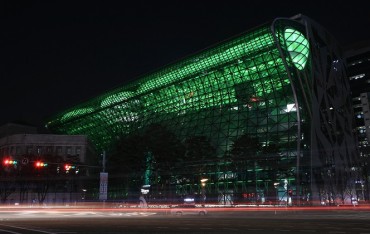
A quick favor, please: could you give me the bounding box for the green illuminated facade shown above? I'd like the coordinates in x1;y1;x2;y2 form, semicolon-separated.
47;15;359;205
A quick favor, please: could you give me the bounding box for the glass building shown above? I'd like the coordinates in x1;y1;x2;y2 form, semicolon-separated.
47;15;359;205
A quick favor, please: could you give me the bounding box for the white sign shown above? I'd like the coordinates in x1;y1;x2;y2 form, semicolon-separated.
99;172;108;200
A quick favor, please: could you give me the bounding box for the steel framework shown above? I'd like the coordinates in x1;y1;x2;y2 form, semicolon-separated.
47;15;359;205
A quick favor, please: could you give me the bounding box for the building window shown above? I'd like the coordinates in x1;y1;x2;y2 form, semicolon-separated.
37;147;42;155
349;73;365;80
67;147;72;155
76;147;81;156
350;60;363;66
57;147;62;155
16;147;21;155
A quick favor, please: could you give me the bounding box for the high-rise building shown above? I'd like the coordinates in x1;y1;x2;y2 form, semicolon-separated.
345;42;370;201
47;15;359;205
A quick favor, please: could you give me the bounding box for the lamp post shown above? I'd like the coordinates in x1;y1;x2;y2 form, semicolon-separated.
200;178;208;206
283;179;288;207
81;189;87;203
273;182;280;215
274;182;279;206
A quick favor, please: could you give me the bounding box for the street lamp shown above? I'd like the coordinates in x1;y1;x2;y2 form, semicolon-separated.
81;189;87;202
274;182;279;206
284;179;288;206
200;178;208;206
200;178;208;187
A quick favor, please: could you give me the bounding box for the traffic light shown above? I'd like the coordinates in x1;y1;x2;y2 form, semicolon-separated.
64;164;79;174
34;161;48;167
3;158;17;165
64;164;75;173
64;164;76;171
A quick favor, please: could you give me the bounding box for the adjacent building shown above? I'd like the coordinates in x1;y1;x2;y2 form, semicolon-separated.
0;123;96;204
345;42;370;201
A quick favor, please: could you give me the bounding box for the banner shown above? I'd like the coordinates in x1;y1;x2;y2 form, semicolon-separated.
99;172;108;200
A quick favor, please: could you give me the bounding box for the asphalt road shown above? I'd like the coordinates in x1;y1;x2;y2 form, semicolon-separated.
0;207;370;233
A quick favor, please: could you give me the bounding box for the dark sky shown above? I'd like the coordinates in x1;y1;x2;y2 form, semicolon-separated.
1;1;369;129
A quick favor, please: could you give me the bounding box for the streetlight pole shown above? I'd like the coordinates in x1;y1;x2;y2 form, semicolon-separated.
274;182;279;206
274;182;279;214
200;178;208;207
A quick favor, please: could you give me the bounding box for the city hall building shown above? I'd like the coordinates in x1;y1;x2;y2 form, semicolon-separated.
47;15;360;205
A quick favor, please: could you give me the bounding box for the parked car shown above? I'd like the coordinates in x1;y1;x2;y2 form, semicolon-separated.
170;204;207;216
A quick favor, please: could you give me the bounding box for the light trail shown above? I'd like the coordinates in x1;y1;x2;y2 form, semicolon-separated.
0;202;370;214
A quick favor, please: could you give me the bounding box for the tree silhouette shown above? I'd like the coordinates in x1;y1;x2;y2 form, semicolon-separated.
259;143;280;169
184;136;216;163
108;134;147;199
230;134;261;161
109;134;147;175
0;153;83;204
144;124;185;172
109;124;185;200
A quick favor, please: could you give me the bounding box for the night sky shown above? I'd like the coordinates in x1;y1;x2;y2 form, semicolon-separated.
1;1;369;129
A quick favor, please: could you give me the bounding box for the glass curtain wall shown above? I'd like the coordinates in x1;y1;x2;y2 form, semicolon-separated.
48;17;354;205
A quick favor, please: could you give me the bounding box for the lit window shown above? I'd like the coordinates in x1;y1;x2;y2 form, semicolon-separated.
350;60;363;66
283;28;310;70
349;74;365;80
282;103;297;113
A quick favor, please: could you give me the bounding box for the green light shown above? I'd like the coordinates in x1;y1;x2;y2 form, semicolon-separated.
3;159;17;165
48;24;303;153
100;91;134;108
35;161;48;167
283;28;309;70
62;108;94;121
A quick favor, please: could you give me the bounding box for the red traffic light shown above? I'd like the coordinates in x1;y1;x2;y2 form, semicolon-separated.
3;159;17;165
64;164;76;170
35;161;48;167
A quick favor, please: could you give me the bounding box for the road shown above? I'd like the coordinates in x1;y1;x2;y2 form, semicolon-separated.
0;206;370;233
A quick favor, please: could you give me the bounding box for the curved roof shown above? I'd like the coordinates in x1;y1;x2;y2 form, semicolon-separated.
47;19;309;151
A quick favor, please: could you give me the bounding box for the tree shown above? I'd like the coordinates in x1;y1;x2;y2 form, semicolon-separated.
108;124;185;200
0;153;80;205
109;134;147;175
181;136;216;186
0;180;16;204
108;134;147;199
143;124;185;173
259;143;282;202
230;134;261;161
229;134;263;203
0;159;17;203
259;143;280;169
184;136;216;163
143;124;185;199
